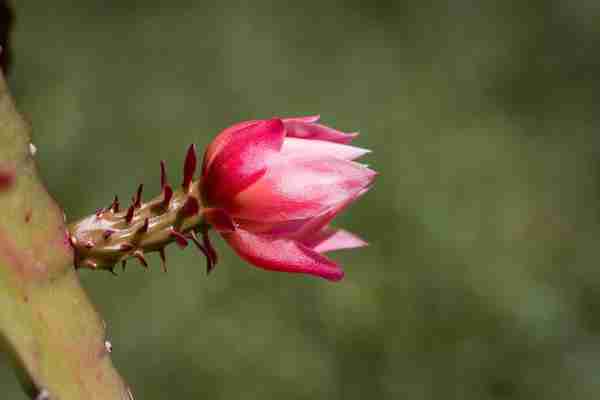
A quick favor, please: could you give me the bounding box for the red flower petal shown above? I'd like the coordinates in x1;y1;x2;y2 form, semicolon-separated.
222;229;344;281
234;187;368;237
202;120;259;176
292;186;371;238
203;119;285;205
283;119;358;144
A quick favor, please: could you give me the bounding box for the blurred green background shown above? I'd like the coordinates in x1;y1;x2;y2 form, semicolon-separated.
3;0;600;399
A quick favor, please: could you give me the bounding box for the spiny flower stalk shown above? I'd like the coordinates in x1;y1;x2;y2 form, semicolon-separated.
69;116;375;280
69;144;218;274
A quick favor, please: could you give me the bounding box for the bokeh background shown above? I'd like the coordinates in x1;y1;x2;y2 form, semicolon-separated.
2;1;600;399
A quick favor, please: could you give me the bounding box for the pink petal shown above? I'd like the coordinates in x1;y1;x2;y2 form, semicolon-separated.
303;228;367;253
202;119;285;205
283;119;358;144
230;156;375;222
222;229;344;281
236;186;370;238
202;119;259;177
283;115;321;123
292;186;371;238
281;137;370;161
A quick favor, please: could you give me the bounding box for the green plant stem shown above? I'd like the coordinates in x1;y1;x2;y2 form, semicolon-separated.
0;69;132;399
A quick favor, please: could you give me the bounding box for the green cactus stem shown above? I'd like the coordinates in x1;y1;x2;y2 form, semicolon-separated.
68;144;222;274
0;69;132;399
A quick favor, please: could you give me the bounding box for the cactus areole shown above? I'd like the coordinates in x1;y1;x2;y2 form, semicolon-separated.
68;116;375;280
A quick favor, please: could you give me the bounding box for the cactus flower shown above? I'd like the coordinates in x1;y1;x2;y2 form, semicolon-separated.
201;116;376;281
68;116;374;282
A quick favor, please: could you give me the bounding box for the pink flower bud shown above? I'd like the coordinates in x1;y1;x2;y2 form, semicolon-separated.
200;116;376;281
